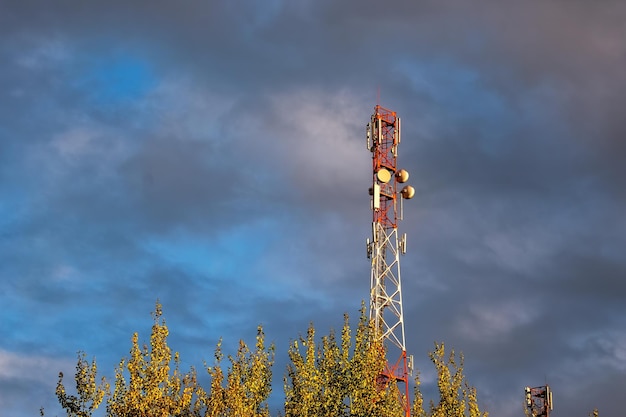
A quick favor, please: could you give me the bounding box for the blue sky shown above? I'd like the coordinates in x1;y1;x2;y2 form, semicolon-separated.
2;1;626;416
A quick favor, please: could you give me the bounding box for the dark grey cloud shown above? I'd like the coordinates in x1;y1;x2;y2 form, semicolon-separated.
1;1;626;417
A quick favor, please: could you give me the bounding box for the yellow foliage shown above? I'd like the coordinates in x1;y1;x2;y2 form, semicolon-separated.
425;342;487;417
50;301;489;417
284;304;403;417
108;301;200;417
55;352;109;417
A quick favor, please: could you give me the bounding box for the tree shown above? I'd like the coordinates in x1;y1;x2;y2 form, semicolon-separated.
107;302;200;417
348;308;403;417
284;308;487;417
200;339;226;417
217;326;275;417
283;305;402;417
423;342;488;417
49;302;489;417
55;352;109;417
411;369;427;417
48;301;275;417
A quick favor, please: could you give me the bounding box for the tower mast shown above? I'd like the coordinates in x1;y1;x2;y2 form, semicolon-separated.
366;104;415;417
525;385;554;417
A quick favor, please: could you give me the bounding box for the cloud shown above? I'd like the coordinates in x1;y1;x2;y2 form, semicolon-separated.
0;349;74;414
2;1;626;417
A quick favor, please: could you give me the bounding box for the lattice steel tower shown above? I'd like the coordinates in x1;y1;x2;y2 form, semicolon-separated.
525;385;553;417
366;104;415;417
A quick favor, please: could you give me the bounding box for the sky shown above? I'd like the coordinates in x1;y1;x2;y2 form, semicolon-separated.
1;1;626;416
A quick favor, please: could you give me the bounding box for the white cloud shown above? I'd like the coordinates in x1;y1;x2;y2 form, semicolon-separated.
144;74;238;143
456;300;539;341
52;127;96;159
483;229;555;274
14;36;71;70
266;88;369;189
0;349;73;385
25;122;133;191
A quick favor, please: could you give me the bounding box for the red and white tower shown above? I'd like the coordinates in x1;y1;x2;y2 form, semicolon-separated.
525;385;553;417
366;104;414;417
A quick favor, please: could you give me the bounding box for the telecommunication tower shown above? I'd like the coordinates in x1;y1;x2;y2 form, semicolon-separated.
524;385;553;417
366;105;415;417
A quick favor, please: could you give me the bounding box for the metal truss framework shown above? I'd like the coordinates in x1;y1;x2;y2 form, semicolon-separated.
366;105;413;417
525;385;553;417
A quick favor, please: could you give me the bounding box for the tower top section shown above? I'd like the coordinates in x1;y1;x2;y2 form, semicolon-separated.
366;106;414;230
